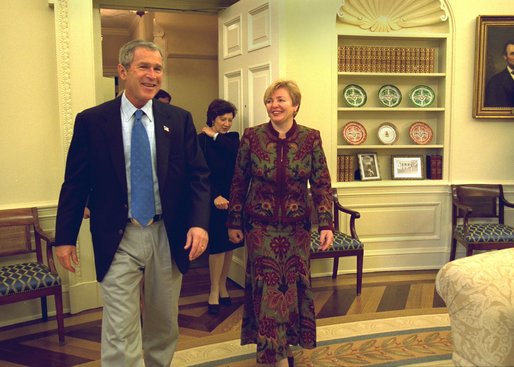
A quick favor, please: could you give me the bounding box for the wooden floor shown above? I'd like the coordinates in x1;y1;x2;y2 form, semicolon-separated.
0;267;446;367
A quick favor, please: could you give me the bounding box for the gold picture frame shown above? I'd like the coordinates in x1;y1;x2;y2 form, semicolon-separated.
473;16;514;119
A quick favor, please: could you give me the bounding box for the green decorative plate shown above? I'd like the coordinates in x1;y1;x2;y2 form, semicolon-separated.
343;84;367;107
378;85;402;107
409;85;435;107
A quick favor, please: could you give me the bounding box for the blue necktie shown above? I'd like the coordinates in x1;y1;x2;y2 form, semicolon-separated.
130;109;155;226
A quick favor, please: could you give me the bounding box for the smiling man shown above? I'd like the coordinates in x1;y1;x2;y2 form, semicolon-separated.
54;39;210;367
484;40;514;107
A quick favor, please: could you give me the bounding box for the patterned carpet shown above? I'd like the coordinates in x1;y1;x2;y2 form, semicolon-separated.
173;314;453;366
0;269;449;366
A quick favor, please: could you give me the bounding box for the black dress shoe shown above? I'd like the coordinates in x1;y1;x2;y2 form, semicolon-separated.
219;296;232;306
207;303;220;315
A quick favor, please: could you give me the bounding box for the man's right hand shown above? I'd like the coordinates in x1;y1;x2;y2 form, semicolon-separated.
55;245;79;273
83;207;90;219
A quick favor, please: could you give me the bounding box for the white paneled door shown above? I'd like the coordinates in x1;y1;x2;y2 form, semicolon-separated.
218;0;279;285
218;0;279;134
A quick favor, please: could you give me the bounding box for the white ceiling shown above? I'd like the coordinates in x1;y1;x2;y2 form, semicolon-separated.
101;9;140;29
100;0;238;29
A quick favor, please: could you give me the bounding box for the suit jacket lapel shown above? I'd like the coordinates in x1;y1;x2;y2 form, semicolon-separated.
153;103;171;190
102;98;128;195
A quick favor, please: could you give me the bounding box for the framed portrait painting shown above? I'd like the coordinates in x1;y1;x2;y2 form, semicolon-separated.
473;16;514;119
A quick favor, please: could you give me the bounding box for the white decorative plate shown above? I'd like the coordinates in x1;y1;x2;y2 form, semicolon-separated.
409;121;433;144
377;122;399;145
343;84;367;107
343;121;367;145
378;85;402;107
409;85;435;107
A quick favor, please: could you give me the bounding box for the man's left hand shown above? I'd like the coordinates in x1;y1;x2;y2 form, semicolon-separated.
185;227;208;260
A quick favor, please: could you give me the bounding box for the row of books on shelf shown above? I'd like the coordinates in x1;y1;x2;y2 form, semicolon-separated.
338;45;436;73
337;154;357;182
337;154;442;181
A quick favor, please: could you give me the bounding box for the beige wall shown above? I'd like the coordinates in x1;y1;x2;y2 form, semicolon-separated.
156;12;218;129
450;1;514;181
101;33;131;76
279;1;338;167
0;1;62;209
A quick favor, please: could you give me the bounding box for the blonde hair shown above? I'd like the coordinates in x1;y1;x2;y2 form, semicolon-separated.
263;80;301;115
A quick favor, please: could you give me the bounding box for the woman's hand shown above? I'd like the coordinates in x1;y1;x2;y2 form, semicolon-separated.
202;126;216;138
228;229;244;244
214;195;229;210
318;229;334;251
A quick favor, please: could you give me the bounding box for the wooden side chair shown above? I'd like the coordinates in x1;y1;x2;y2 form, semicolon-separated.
450;184;514;261
310;188;364;295
0;207;65;344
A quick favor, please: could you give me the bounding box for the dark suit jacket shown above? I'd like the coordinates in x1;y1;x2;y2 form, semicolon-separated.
484;68;514;107
55;97;210;282
198;132;239;201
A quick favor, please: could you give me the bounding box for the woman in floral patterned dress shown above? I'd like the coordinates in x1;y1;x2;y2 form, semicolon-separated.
227;80;334;367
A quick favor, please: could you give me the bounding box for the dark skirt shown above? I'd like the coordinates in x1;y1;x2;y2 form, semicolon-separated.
241;219;316;364
208;206;243;254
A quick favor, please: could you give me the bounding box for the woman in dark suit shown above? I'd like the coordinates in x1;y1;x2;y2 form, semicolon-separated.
198;99;243;314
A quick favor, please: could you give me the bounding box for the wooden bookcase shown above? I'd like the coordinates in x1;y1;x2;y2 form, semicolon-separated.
335;33;450;185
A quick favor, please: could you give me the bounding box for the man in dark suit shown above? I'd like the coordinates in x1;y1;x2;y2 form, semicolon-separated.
155;89;172;104
484;40;514;107
54;39;210;367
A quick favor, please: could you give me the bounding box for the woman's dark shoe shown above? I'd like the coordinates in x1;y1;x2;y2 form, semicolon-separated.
219;296;232;306
207;303;220;315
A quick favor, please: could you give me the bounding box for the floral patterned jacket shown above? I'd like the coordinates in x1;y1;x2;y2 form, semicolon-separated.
227;121;333;230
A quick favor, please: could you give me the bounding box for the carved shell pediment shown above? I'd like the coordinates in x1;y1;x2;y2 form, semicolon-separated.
337;0;448;32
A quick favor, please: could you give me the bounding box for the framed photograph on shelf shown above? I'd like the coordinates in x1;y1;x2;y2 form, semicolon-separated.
473;15;514;119
357;153;380;181
392;155;424;180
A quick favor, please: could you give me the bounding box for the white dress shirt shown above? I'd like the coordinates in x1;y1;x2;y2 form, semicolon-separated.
120;93;162;217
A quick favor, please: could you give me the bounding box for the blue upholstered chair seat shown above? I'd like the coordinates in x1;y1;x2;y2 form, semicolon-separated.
455;224;514;243
307;188;364;294
0;207;65;343
0;262;61;296
310;231;363;252
450;184;514;261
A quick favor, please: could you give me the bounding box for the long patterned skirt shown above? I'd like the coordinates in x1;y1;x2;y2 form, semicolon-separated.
241;219;316;364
